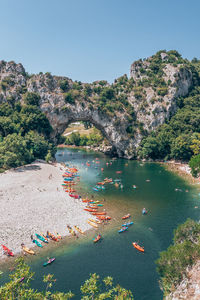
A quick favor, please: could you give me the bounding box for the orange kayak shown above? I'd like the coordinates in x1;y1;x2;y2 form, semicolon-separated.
97;216;111;220
122;214;131;220
93;234;101;243
132;242;144;252
84;208;98;212
92;212;106;215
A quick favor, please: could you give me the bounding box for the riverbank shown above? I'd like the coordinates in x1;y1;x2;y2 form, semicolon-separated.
0;160;91;260
161;161;200;186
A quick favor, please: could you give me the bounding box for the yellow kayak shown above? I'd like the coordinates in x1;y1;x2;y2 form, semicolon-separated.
88;218;102;224
87;220;98;228
23;246;35;255
74;226;85;234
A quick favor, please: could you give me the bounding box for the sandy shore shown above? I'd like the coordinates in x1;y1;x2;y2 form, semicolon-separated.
0;160;91;259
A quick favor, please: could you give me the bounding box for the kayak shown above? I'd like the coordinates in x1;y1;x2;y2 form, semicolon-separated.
132;242;144;252
118;226;128;233
74;226;85;234
1;245;14;256
84;208;98;212
97;216;111;220
92;212;106;215
122;221;134;227
93;234;102;243
88;218;102;224
122;214;131;220
43;257;56;267
142;209;147;215
22;246;35;255
48;232;58;242
92;188;99;191
35;234;48;243
32;239;43;248
87;220;98;228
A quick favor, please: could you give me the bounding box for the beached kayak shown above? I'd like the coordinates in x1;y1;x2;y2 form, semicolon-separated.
93;234;102;243
1;245;14;256
84;208;98;212
32;239;43;247
22;246;35;255
88;218;102;224
97;216;111;220
43;257;55;267
35;234;48;243
122;221;133;227
122;214;131;220
132;242;144;252
118;226;128;233
92;212;106;215
87;220;98;228
74;226;85;234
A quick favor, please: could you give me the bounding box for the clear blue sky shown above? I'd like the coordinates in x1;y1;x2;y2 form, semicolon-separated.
0;0;199;83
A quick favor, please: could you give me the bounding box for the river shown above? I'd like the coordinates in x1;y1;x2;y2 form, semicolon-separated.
2;148;200;299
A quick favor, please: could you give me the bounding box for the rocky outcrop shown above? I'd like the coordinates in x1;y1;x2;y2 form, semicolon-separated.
0;51;195;158
166;261;200;300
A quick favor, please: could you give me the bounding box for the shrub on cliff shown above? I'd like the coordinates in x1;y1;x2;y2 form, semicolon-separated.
23;92;40;106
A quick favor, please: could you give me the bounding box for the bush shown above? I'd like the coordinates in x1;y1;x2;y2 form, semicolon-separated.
23;92;40;106
59;79;69;92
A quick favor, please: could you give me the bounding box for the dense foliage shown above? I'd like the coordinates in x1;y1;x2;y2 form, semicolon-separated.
156;219;200;296
64;128;104;147
0;258;133;299
0;98;55;171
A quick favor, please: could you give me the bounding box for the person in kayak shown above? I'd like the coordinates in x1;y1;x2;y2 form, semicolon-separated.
142;208;147;215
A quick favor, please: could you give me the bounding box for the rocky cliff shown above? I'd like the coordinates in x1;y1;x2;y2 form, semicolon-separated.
0;50;195;158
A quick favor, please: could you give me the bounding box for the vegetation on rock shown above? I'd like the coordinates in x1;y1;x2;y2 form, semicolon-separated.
156;219;200;296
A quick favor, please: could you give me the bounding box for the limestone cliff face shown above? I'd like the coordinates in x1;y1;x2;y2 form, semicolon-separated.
0;51;194;158
166;261;200;300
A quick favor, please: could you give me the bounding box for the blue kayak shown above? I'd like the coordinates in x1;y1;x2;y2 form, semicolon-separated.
35;234;48;243
118;226;128;233
32;239;43;247
93;188;99;191
122;221;134;227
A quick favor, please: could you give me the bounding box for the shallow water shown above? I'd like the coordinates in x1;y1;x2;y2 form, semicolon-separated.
1;148;200;300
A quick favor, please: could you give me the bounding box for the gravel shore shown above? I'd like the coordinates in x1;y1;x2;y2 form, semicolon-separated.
0;160;91;259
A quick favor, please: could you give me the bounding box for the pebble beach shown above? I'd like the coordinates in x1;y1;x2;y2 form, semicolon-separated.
0;160;91;259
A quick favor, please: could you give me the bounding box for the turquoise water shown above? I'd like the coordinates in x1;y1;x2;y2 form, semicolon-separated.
1;148;200;299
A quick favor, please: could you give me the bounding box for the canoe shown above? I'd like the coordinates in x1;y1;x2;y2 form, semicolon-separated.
132;242;144;252
118;226;128;233
122;214;131;220
92;212;106;215
87;220;98;228
32;239;43;247
88;218;102;224
1;245;14;256
84;208;98;212
22;246;35;255
74;226;85;234
43;257;56;267
35;234;48;243
122;221;134;227
93;234;102;243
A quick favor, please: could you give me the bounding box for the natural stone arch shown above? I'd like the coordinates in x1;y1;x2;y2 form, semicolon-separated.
41;101;134;158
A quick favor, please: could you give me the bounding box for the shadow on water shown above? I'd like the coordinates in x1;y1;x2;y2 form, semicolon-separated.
1;148;200;300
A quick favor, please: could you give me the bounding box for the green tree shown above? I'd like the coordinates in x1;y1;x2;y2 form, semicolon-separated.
59;79;69;92
189;154;200;177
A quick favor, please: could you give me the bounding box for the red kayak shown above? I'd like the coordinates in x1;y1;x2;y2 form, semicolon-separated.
132;242;144;253
1;245;14;256
93;234;102;243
